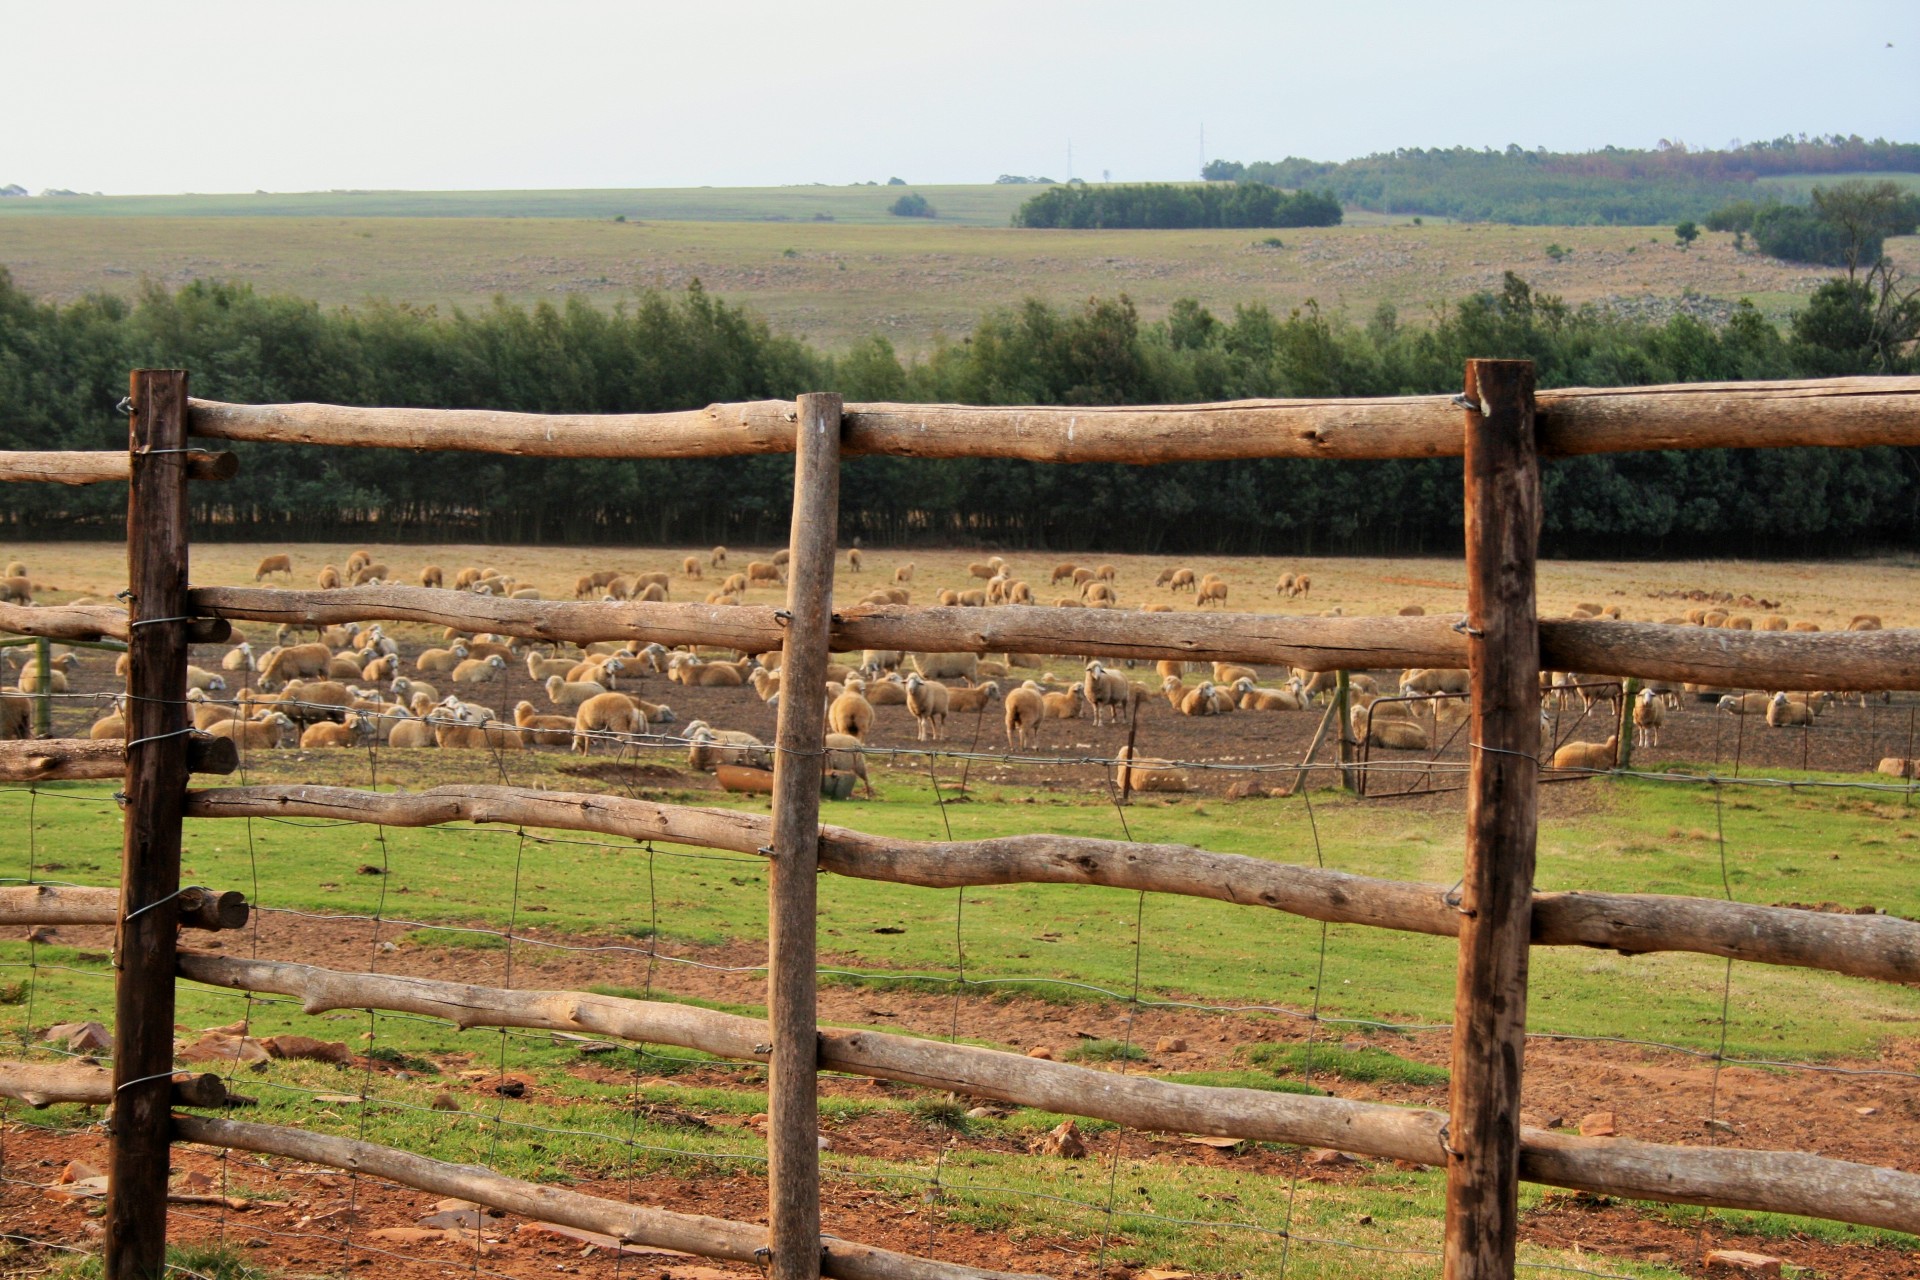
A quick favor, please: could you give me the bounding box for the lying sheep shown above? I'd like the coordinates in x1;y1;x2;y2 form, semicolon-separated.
254;553;293;581
301;714;374;749
183;665;226;694
1717;691;1771;716
1041;688;1085;720
668;655;746;687
220;642;256;673
527;651;577;681
903;674;950;741
1552;735;1617;771
512;701;577;747
415;645;470;675
206;712;297;750
865;674;908;706
684;720;771;771
1765;691;1815;728
1112;745;1187;794
1354;705;1431;750
452;654;508;685
546;675;608;708
1233;677;1306;711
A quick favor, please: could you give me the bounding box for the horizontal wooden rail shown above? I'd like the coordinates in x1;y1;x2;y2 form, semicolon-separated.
189;586;1920;687
0;735;239;782
175;1114;1035;1280
0;1061;235;1109
0;450;236;485
187;378;1920;463
1;883;248;931
180;785;1920;985
0;603;228;645
176;953;1920;1233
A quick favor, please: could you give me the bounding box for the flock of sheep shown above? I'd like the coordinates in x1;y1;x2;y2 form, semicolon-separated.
2;549;1908;790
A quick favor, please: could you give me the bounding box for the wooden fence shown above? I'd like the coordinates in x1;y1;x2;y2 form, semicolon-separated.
3;367;1920;1280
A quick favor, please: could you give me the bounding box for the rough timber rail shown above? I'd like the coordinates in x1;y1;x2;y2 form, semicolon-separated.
188;376;1920;462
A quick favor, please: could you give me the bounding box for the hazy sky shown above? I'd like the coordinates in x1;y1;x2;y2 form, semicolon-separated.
10;1;1918;194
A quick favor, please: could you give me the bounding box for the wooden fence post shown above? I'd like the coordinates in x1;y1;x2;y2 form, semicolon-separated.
1334;669;1355;792
766;392;841;1280
107;369;194;1280
32;635;52;736
1445;359;1540;1280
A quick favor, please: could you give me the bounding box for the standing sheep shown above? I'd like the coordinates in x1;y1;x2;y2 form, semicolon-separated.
419;564;444;589
682;556;703;578
1196;579;1228;608
828;686;875;739
894;563;914;583
1004;686;1045;748
254;554;293;581
1631;687;1664;747
847;548;863;573
572;692;647;754
903;674;950;741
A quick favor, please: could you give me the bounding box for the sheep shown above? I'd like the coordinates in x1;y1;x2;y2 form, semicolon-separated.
1167;568;1196;593
1004;686;1045;748
1041;688;1085;719
1288;573;1311;599
711;545;728;567
1212;662;1259;686
845;548;862;573
389;677;438;709
434;717;527;751
749;667;781;702
1717;691;1771;716
0;576;32;605
682;555;703;578
1177;682;1219;717
258;643;332;689
572;692;648;753
351;562;390;587
828;687;875;739
90;709;128;740
509;701;576;747
254;553;293;581
1111;745;1187;794
864;674;909;706
684;721;771;771
668;655;746;687
1094;564;1116;582
771;549;791;569
1051;563;1078;584
527;651;577;681
1757;614;1790;631
860;649;903;673
950;588;983;607
279;679;353;724
947;681;1002;714
966;561;996;580
301;714;373;749
1053;597;1083;608
451;566;482;590
719;573;748;596
183;665;226;694
220;641;256;673
206;712;297;750
326;652;365;680
2;560;23;578
415;645;469;675
344;550;372;576
1081;582;1116;606
0;692;30;740
1354;706;1431;750
903;674;950;741
821;731;875;797
452;654;508;685
1766;691;1816;728
913;652;978;682
1551;735;1618;771
546;675;608;708
1631;687;1664;747
1398;605;1426;617
1233;677;1306;711
1081;661;1133;726
1401;668;1470;697
1275;572;1295;597
386;717;436;748
1196;579;1228;608
986;575;1010;605
747;560;783;586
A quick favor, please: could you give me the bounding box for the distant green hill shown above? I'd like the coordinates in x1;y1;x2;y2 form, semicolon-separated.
1208;134;1920;225
0;184;1036;226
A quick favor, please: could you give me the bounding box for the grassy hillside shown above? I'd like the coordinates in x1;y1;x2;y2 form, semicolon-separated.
1;213;1880;353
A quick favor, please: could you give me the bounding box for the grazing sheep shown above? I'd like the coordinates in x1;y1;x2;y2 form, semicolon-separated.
1766;691;1816;728
1112;745;1187;794
966;561;996;580
0;577;32;605
452;654;508;685
1197;579;1228;608
1004;686;1045;748
254;553;293;581
682;556;703;578
1081;581;1117;606
1790;621;1821;632
351;562;390;587
1631;687;1664;747
1552;735;1617;771
1275;572;1295;597
1052;563;1079;585
452;566;482;590
633;583;667;603
1154;568;1176;588
1094;564;1116;582
720;573;748;596
747;560;783;586
1053;597;1083;608
956;588;988;607
258;643;332;689
1757;614;1790;631
947;681;1002;713
711;545;728;567
828;687;875;739
2;561;23;578
572;691;648;754
316;565;342;590
903;674;950;741
861;649;903;673
1352;705;1431;750
1849;614;1883;631
1288;573;1311;599
771;549;791;569
1168;568;1196;593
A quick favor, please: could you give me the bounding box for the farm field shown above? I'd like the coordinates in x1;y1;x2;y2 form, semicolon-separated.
4;541;1918;1279
3;212;1897;352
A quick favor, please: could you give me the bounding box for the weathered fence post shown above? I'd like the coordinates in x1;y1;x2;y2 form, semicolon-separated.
766;392;840;1280
107;369;194;1280
1445;359;1540;1280
1334;669;1355;792
32;636;53;736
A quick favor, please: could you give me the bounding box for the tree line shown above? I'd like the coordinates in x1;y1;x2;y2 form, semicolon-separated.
1012;183;1342;230
0;266;1914;557
1206;135;1920;225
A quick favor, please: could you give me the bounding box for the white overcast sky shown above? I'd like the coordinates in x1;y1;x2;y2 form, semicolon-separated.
8;1;1918;194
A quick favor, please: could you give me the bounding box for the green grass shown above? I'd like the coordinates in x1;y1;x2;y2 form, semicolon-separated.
3;767;1914;1278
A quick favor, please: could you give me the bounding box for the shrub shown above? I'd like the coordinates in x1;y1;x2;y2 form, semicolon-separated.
889;192;935;218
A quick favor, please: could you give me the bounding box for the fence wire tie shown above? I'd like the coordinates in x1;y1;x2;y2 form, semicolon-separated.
1450;392;1485;414
132;447;198;456
115;395;134;417
1451;618;1484;638
115;589;135;602
115;1067;183;1093
123;886;194;921
126;726;202;749
129;614;193;627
